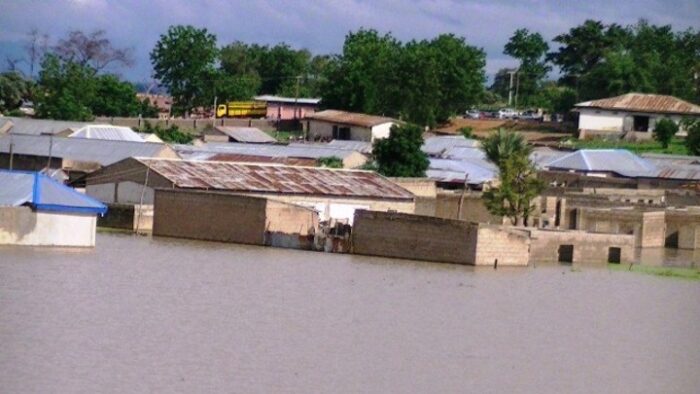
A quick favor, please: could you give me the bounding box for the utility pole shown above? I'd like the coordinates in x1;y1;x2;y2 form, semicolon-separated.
8;134;14;170
46;134;53;171
294;75;301;119
514;71;520;109
507;70;516;106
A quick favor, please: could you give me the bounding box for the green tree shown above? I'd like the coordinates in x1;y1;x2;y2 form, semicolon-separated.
504;29;551;106
0;72;30;112
91;74;141;117
34;54;97;121
653;118;678;149
318;156;343;168
483;153;544;226
490;68;515;101
481;128;530;165
684;119;700;155
150;25;218;115
373;123;429;177
140;121;193;144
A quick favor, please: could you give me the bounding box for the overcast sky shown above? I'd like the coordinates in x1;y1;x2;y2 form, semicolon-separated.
1;0;698;83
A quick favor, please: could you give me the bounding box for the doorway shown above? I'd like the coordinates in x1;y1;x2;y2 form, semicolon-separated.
558;244;574;263
633;116;650;132
608;247;621;263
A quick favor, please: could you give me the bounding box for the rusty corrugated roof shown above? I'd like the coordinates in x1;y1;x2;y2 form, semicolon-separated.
305;110;397;127
575;93;700;115
136;158;414;200
205;153;318;167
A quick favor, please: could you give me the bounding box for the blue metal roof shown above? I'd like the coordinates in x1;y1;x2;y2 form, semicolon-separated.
0;170;107;215
544;149;658;178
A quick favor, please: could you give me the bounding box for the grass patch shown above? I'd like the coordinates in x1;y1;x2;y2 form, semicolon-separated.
568;137;688;155
609;263;700;281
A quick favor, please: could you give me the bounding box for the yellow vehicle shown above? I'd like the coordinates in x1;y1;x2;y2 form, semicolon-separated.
216;101;267;118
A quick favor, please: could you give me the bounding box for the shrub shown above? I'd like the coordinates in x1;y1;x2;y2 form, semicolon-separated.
653;118;678;149
685;119;700;156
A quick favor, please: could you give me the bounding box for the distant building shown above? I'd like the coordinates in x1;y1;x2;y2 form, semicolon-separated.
85;158;415;224
304;110;398;142
0;134;177;180
574;93;700;139
68;125;146;142
173;142;369;169
202;126;277;144
0;117;92;136
254;95;321;120
137;93;172;119
0;170;107;247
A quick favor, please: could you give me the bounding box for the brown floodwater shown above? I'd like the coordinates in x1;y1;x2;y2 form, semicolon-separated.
1;233;699;393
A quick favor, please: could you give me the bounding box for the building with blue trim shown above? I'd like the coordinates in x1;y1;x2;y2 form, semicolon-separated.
0;170;107;247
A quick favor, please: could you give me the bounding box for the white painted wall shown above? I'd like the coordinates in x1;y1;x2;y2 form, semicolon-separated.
86;183;115;203
578;109;625;132
0;207;97;247
369;122;395;141
579;108;687;133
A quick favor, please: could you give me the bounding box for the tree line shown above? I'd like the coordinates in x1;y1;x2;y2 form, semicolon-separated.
2;19;698;124
492;19;700;112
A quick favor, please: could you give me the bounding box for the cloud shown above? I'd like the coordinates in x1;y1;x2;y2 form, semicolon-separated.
0;0;698;81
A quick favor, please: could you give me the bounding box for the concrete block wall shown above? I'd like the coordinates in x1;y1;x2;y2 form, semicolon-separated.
434;192;504;224
351;210;478;265
153;189;268;245
0;207;97;247
473;225;530;266
529;229;635;264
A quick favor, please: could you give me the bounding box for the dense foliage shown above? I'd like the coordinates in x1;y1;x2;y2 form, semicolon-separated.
653;118;679;149
150;25;219;116
373;123;429;177
685;119;700;156
0;72;32;113
482;130;543;225
321;30;485;127
139;121;193;144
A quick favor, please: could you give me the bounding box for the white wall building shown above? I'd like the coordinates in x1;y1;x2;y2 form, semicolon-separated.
0;171;107;247
575;93;700;139
304;110;398;142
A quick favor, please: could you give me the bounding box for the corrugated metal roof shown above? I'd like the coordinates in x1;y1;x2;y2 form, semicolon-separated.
544;149;658;178
197;153;318;166
69;125;145;142
0;170;106;214
422;136;480;157
529;147;569;169
0;134;174;166
213;126;276;143
304;110;397;127
427;158;498;185
134;158;414;200
326;140;373;154
173;142;359;160
0;117;92;135
254;95;321;105
575;93;700;115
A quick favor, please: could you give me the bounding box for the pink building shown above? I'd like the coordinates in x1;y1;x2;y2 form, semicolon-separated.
254;95;321;120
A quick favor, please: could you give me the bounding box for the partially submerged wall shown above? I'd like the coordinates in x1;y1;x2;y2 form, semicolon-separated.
0;207;97;247
529;229;635;264
473;225;530;266
153;189;318;247
97;204;153;232
352;210;478;265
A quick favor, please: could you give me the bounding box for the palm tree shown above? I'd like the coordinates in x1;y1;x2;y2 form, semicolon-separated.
481;128;531;165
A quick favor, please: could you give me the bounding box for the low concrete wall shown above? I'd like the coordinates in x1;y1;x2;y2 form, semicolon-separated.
473;225;530;266
434;192;504;224
0;207;97;247
352;210;478;265
95;117;278;133
529;229;635;264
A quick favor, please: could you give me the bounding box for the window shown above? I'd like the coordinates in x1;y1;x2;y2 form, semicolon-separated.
608;247;621;263
558;245;574;263
633;116;650;132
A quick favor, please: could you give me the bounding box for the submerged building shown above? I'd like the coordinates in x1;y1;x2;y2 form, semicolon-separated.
0;170;107;247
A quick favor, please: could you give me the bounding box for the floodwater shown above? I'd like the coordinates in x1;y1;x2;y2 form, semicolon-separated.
1;234;699;394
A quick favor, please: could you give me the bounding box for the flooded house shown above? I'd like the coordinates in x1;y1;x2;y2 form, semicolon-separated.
0;170;107;247
84;157;415;231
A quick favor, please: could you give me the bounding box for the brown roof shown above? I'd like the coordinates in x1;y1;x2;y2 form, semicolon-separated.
134;158;414;200
575;93;700;115
305;110;397;128
205;153;317;167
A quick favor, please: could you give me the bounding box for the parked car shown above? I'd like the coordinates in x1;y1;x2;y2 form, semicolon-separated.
497;108;518;119
464;109;481;119
517;110;542;121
